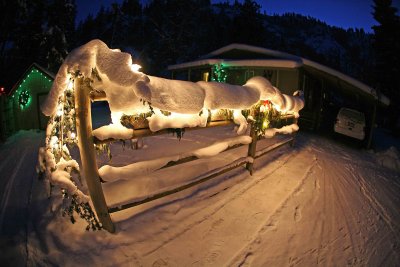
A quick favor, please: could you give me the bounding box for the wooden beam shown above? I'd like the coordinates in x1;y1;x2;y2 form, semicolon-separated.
160;143;244;169
90;90;107;101
75;77;115;233
246;121;257;175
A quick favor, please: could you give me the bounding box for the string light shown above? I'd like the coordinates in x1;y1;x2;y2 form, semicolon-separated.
19;90;31;109
130;64;142;72
211;64;227;83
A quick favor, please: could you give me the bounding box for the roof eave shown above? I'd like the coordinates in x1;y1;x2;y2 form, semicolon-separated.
8;63;54;96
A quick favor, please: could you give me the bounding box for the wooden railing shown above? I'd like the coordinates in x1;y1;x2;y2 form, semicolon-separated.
75;77;297;233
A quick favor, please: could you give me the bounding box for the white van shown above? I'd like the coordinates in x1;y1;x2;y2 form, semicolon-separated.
334;108;365;140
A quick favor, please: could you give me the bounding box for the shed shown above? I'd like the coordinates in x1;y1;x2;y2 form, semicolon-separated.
168;43;389;147
6;63;54;132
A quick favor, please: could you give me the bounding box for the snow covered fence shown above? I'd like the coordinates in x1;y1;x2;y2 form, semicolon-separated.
38;39;304;233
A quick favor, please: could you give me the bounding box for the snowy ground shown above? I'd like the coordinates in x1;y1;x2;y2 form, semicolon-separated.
0;121;399;266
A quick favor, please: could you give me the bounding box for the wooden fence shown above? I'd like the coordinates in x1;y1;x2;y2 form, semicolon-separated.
76;77;297;233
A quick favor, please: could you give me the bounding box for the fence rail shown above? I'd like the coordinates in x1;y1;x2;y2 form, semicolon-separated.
75;77;298;233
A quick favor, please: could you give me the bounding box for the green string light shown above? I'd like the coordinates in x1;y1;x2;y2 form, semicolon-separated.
19;89;31;109
14;67;53;109
211;64;227;83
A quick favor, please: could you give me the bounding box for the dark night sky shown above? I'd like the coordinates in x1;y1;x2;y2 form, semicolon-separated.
76;0;400;33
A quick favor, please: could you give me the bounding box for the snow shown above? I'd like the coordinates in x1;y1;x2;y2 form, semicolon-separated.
42;40;304;134
1;127;400;266
98;135;252;183
147;109;208;132
92;124;134;141
264;123;299;137
375;146;400;172
13;39;397;265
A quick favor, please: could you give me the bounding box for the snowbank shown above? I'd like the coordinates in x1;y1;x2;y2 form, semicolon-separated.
376;146;400;172
264;124;299;138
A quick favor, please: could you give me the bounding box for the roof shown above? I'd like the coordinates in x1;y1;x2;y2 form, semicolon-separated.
8;63;55;97
168;43;389;105
169;59;302;70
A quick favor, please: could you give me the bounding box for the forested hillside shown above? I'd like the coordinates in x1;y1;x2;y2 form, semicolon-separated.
0;0;398;108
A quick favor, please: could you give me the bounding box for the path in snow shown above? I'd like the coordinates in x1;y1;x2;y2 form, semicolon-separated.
1;129;399;266
228;137;400;266
0;131;44;266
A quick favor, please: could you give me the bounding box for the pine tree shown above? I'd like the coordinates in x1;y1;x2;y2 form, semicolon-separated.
372;0;400;103
44;0;77;72
231;0;266;46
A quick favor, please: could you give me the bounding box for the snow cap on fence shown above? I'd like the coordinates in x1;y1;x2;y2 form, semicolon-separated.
41;39;147;116
42;39;304;118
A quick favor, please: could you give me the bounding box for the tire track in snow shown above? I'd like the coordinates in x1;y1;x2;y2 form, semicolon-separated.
347;163;400;238
228;156;318;266
141;148;300;256
329;161;366;265
316;159;337;265
0;149;29;231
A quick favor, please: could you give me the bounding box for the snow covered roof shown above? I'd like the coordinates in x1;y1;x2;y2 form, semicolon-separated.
8;63;54;97
203;43;300;61
168;43;390;105
301;59;389;105
168;59;302;70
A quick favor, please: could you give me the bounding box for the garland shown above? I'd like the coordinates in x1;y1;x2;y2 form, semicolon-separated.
19;89;31;109
252;100;281;136
38;72;102;231
211;64;227;83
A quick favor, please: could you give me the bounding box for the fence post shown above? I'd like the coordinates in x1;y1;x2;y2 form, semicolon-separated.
290;117;298;147
75;77;115;233
246;111;258;175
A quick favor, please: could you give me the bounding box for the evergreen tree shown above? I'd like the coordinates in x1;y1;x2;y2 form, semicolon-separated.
0;1;27;89
372;0;400;103
44;0;77;72
231;0;266;46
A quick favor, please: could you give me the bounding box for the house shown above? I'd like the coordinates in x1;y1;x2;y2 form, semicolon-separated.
4;63;54;135
168;43;389;147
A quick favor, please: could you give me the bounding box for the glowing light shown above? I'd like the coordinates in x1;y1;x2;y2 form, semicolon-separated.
57;109;63;117
67;79;74;91
130;64;142;72
19;90;31;109
49;136;59;150
70;132;76;139
111;111;123;125
273;104;281;112
211;64;227;83
263;120;269;129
